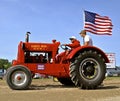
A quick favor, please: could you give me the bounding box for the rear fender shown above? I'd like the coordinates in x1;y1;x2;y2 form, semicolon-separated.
67;46;109;63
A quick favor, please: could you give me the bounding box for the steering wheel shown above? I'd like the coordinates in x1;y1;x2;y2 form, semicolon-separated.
60;44;69;50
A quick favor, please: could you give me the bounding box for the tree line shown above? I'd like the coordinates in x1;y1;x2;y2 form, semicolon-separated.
0;59;12;69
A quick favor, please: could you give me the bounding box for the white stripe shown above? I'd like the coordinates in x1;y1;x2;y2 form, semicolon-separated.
85;25;112;31
95;21;112;25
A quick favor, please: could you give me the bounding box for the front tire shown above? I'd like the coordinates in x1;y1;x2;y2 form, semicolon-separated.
70;50;106;89
6;65;32;90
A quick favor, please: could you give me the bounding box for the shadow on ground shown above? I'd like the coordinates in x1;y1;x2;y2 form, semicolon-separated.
29;84;119;91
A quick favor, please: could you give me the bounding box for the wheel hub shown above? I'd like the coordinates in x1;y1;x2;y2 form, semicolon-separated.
12;71;27;86
85;63;95;76
17;75;22;81
80;58;99;80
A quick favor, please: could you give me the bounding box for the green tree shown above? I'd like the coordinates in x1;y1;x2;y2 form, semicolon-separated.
0;59;12;69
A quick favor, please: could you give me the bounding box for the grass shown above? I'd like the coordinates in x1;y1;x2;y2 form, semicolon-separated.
105;76;120;80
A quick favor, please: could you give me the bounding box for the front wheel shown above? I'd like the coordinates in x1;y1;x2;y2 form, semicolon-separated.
70;50;106;89
6;65;32;90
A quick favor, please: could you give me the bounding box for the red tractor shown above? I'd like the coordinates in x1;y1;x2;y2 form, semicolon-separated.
6;32;109;90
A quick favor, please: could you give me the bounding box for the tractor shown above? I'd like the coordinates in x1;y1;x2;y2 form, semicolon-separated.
6;32;109;90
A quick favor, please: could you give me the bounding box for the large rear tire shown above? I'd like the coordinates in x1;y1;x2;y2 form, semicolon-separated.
57;77;75;86
6;65;32;90
70;50;106;89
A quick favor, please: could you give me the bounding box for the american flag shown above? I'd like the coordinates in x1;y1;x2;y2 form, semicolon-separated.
84;10;113;35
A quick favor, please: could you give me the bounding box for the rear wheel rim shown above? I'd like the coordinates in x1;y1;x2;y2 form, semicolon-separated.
11;71;27;86
79;58;100;80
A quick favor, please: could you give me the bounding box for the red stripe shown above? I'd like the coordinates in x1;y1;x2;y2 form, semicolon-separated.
85;23;112;29
95;18;111;22
85;25;112;32
95;22;113;26
85;23;112;33
95;20;112;25
85;29;112;35
96;15;111;20
85;26;112;33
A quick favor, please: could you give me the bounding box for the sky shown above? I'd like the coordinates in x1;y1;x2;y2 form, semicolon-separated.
0;0;120;66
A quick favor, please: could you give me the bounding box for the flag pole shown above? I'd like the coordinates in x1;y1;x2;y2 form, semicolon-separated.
83;10;85;29
82;9;85;45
